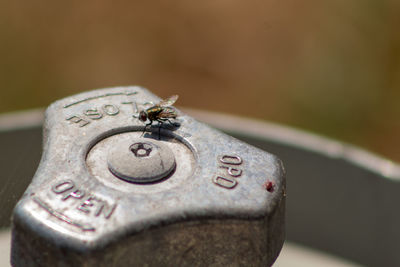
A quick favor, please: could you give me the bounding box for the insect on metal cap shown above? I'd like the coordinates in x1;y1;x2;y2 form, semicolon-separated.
11;86;285;267
107;138;176;183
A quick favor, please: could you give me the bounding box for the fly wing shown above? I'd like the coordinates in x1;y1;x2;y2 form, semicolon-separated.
158;107;177;119
159;95;178;107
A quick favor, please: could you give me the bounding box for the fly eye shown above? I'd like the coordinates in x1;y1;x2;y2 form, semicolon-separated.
139;111;147;122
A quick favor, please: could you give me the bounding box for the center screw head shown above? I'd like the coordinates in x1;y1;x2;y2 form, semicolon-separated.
131;143;152;157
107;138;176;184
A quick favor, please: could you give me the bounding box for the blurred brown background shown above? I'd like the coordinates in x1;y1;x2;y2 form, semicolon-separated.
0;1;399;161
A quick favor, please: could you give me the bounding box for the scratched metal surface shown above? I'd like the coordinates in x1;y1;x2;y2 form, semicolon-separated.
1;106;400;266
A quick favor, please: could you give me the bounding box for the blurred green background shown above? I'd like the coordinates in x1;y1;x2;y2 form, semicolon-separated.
0;1;399;161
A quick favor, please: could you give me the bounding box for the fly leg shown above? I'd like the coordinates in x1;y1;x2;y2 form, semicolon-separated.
166;118;180;128
156;118;177;139
141;121;152;137
165;119;174;125
156;120;165;140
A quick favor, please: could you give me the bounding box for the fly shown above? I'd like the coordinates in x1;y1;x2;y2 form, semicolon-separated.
139;95;179;138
